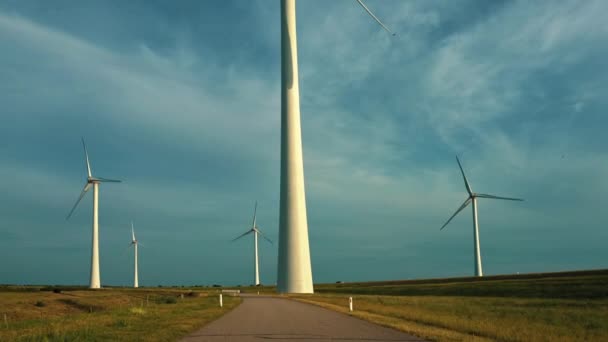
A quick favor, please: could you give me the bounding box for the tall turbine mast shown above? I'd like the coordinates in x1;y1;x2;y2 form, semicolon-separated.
66;138;121;289
252;202;260;285
131;221;139;288
277;0;395;294
277;0;312;294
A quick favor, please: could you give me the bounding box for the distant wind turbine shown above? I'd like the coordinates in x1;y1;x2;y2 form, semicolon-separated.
441;156;523;277
278;0;395;294
233;202;273;286
130;221;140;288
66;138;121;289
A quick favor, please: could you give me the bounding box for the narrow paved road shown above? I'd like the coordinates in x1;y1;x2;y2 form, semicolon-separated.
182;295;424;341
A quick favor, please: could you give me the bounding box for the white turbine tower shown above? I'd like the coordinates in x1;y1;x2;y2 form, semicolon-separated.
66;138;121;289
278;0;394;294
441;156;523;277
233;202;273;286
130;222;139;288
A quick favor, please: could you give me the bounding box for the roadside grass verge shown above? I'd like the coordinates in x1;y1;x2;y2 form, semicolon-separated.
292;270;608;341
294;294;608;341
0;288;240;341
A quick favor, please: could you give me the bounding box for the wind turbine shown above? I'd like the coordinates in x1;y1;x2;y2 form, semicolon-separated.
441;156;523;277
233;202;273;286
66;138;121;289
129;222;140;288
278;0;395;294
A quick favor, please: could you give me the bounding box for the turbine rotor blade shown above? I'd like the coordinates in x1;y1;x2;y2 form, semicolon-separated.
440;197;472;230
131;221;136;241
231;230;253;242
456;156;473;195
66;183;91;220
82;138;92;178
356;0;396;36
475;193;524;201
256;229;273;245
97;177;121;183
252;201;257;229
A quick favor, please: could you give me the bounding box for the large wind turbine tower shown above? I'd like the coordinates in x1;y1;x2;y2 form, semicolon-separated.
232;202;273;286
277;0;313;294
277;0;395;294
130;222;139;288
441;156;523;277
66;138;121;289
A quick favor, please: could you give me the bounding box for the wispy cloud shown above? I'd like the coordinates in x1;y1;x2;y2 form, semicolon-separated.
0;0;607;285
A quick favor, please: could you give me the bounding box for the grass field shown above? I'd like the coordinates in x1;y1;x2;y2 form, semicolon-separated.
0;286;240;341
2;270;606;341
293;269;608;342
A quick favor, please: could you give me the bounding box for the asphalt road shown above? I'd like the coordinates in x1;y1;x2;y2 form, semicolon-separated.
181;295;424;342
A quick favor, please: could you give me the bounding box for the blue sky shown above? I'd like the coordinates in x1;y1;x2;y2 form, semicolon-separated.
0;0;607;286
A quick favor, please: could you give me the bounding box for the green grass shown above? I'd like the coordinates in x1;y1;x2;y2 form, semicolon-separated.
315;269;608;299
292;269;608;342
0;287;240;341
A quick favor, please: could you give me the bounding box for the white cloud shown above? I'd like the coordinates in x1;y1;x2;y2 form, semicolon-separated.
1;0;607;283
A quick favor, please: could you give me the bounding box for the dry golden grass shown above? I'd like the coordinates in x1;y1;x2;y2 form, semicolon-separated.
0;287;240;341
293;294;608;342
291;270;608;341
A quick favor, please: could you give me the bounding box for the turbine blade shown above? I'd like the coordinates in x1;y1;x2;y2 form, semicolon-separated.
456;156;473;195
97;177;121;183
440;197;472;230
476;193;524;201
66;183;91;220
131;221;136;241
231;230;253;242
82;138;92;178
356;0;396;36
252;201;257;229
257;229;273;245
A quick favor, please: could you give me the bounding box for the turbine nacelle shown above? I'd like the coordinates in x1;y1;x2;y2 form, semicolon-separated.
87;176;121;184
232;227;274;244
232;202;274;245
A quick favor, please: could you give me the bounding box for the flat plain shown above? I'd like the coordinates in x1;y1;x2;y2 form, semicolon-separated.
2;270;606;341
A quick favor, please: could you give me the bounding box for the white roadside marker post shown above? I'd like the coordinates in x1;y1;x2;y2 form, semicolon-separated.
349;297;353;312
219;294;223;308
